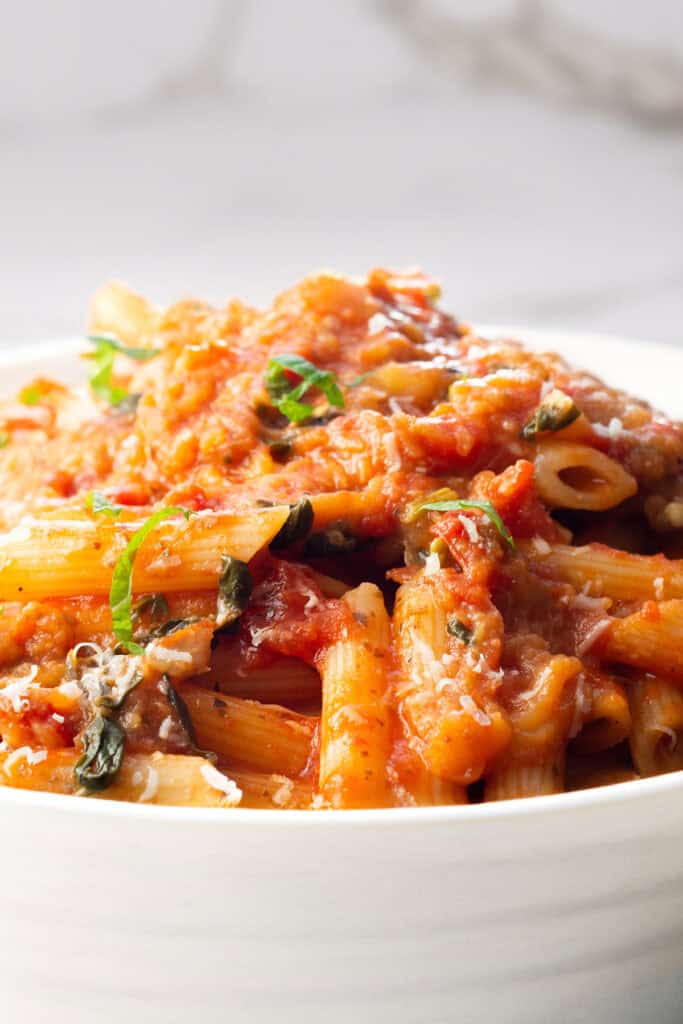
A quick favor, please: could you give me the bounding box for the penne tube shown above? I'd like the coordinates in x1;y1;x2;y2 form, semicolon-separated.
177;683;316;776
317;583;393;808
0;749;242;807
627;676;683;776
393;569;511;785
525;542;683;602
602;601;683;681
534;441;637;511
485;754;565;801
0;506;289;601
571;672;631;755
207;645;322;705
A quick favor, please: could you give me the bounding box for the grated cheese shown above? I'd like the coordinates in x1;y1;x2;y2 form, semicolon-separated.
531;536;551;556
654;576;665;600
158;715;174;740
200;763;242;806
138;767;159;803
458;515;480;544
271;775;295;807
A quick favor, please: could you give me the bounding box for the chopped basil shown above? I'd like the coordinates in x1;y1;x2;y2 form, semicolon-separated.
268;437;296;462
270;498;314;550
105;507;192;654
19;386;42;406
132;592;170;624
348;371;372;388
264;353;344;423
304;525;358;557
447;617;472;645
114;392;142;416
0;432;9;449
86;334;159;408
420;498;516;551
146;616;199;640
216;555;253;629
86;490;125;518
521;390;580;440
75;716;125;792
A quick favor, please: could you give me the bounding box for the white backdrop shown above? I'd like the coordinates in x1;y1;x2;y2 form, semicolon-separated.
1;0;682;345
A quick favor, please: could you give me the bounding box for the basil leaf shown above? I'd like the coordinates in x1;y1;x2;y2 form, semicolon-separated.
216;556;252;629
86;335;159;407
0;433;9;449
87;335;160;362
270;498;314;550
19;386;42;406
521;390;580;440
132;592;170;624
420;498;516;551
447;617;472;645
86;490;125;518
75;716;125;791
109;507;191;654
304;525;358;557
264;354;344;423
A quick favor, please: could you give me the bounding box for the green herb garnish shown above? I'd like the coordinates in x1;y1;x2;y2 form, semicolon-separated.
521;390;580;440
447;616;473;645
86;490;125;518
86;335;159;408
264;354;344;423
75;716;125;792
216;555;253;629
19;386;42;406
304;525;358;557
270;497;314;550
132;592;170;624
420;498;516;551
105;507;191;654
0;433;9;449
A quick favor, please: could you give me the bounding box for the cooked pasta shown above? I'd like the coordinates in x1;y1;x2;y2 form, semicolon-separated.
0;266;682;809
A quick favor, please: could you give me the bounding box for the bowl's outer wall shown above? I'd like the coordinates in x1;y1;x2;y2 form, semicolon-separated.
1;332;683;1024
2;785;683;1024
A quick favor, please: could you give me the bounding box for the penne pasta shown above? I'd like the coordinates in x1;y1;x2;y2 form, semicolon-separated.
526;542;683;602
393;568;511;785
0;507;289;601
486;755;565;801
570;672;631;755
317;583;393;808
602;601;683;681
0;748;242;807
177;683;316;777
627;676;683;776
534;441;637;511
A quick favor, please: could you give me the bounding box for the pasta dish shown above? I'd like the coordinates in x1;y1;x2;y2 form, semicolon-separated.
0;268;681;810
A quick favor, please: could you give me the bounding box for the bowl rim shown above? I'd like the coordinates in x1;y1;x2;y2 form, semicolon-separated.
1;327;682;827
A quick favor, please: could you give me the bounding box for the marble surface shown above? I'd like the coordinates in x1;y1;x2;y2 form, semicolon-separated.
1;0;682;347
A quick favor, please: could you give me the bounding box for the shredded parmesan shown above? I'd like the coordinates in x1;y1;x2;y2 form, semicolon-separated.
577;618;612;657
459;693;491;726
138;767;159;803
1;665;38;712
3;746;47;774
531;536;551;556
200;763;242;806
654;576;665;600
158;715;174;740
271;775;295;807
458;515;480;544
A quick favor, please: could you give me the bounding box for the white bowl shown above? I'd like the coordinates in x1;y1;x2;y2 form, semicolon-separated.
2;331;683;1024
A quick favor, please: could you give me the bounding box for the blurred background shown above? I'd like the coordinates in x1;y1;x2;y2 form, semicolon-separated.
1;0;682;344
